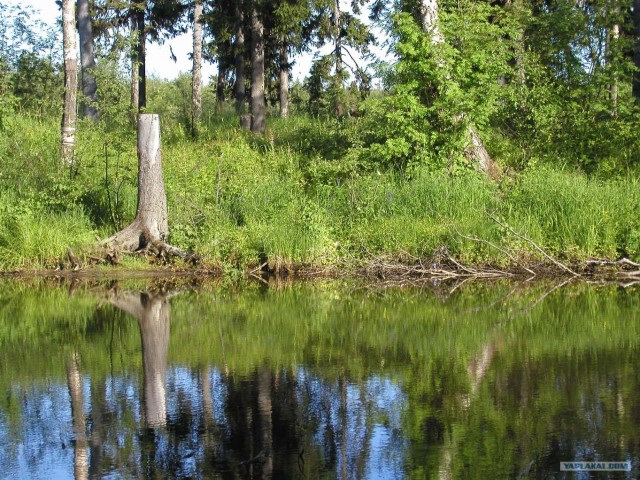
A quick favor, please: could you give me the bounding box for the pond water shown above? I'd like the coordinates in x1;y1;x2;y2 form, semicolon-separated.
0;278;638;479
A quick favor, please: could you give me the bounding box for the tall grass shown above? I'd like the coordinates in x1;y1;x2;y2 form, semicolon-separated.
0;110;638;271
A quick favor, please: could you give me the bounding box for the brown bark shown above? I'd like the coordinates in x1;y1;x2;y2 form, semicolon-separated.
250;2;266;135
78;0;99;121
234;3;246;111
61;0;78;165
110;291;170;428
192;0;203;125
104;114;168;251
279;44;289;118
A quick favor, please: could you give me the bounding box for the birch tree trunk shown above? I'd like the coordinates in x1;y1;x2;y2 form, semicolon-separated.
61;0;78;165
192;0;203;126
608;4;620;111
250;2;266;135
67;353;89;480
78;0;99;121
419;0;493;174
279;44;290;118
234;3;246;112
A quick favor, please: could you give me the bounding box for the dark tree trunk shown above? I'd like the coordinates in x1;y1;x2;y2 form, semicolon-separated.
633;0;640;100
333;0;344;117
258;370;273;477
78;0;99;121
110;291;170;428
131;1;146;115
61;0;78;164
279;44;289;118
192;0;203;125
234;3;246;111
250;2;266;135
217;61;226;104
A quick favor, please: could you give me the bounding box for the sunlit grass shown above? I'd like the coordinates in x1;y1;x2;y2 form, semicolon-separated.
0;111;638;271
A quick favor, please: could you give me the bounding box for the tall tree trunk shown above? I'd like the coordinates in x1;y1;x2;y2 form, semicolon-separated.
279;43;289;118
78;0;99;121
217;61;226;104
609;4;620;111
192;0;203;126
67;353;89;480
633;0;640;100
104;114;168;251
131;1;146;115
605;1;620;112
419;0;494;175
250;2;266;135
61;0;78;165
110;291;170;428
191;0;202;126
130;10;139;120
333;0;345;117
234;3;246;111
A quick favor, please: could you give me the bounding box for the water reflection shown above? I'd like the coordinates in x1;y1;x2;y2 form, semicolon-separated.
110;290;171;428
0;280;639;478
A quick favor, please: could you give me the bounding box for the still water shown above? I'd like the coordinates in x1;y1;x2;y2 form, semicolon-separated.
0;278;638;479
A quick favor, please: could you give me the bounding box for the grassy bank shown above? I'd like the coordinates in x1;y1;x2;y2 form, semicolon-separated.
0;109;639;273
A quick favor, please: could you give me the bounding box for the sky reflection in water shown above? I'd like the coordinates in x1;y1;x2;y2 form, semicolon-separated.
0;279;639;479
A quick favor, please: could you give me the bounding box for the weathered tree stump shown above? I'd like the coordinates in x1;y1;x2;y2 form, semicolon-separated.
110;290;170;428
102;114;196;263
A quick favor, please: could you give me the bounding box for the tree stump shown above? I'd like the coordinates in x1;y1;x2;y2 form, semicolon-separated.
103;114;195;263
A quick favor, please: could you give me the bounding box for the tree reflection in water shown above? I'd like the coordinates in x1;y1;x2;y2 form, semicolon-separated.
1;280;640;479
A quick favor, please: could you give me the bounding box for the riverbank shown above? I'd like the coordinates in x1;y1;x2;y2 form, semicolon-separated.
1;113;639;275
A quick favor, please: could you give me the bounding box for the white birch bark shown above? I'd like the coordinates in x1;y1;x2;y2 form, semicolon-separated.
192;1;203;125
61;0;78;165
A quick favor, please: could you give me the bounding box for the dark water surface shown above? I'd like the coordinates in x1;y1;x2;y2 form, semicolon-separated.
0;278;638;479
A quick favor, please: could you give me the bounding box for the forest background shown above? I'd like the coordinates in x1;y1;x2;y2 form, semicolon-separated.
1;0;640;275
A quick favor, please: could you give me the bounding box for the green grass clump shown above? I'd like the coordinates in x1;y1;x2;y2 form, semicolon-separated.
0;193;95;269
502;167;640;260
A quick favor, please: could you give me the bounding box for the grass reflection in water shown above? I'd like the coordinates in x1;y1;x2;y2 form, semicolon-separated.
0;278;638;479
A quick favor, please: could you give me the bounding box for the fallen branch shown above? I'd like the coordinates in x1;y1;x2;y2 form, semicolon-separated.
486;210;579;277
457;231;536;276
585;258;640;269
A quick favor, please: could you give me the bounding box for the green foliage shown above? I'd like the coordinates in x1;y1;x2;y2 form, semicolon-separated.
502;166;640;259
0;191;95;269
